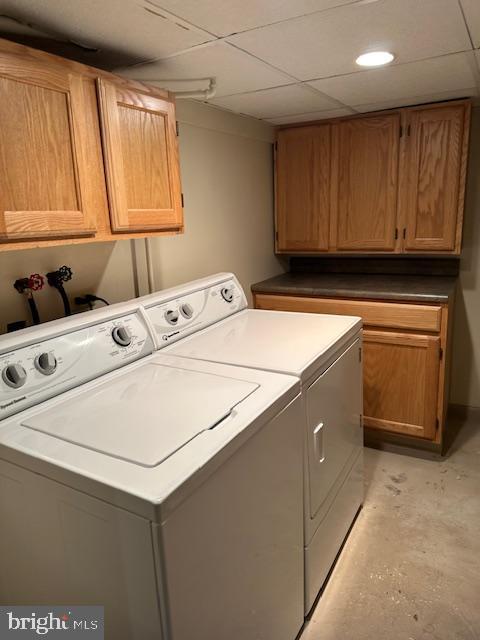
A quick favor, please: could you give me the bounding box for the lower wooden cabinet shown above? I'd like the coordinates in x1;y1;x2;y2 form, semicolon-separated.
363;330;440;440
253;292;452;448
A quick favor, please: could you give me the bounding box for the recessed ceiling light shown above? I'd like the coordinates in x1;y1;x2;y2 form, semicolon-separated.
355;51;395;67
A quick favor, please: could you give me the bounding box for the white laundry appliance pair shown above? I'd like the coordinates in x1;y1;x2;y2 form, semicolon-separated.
0;273;363;640
140;273;364;614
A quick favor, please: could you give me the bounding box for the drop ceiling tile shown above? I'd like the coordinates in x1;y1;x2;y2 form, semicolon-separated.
308;52;478;107
209;84;341;119
118;42;295;97
1;0;213;60
354;87;478;113
228;0;472;81
461;0;480;49
267;107;355;125
154;0;357;37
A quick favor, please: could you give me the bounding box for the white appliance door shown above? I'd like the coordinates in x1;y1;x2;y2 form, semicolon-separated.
307;338;363;519
21;363;258;467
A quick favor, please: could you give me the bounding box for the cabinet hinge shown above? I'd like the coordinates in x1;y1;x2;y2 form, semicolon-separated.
359;347;362;362
439;347;443;361
403;228;406;239
181;193;184;207
176;120;179;136
395;228;399;240
407;124;411;137
399;125;403;138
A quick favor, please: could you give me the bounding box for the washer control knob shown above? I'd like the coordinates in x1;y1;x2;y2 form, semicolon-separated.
180;303;194;319
112;325;132;347
221;287;234;303
2;363;27;389
165;309;179;325
35;352;57;376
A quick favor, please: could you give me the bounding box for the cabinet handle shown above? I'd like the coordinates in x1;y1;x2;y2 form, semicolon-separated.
313;422;325;463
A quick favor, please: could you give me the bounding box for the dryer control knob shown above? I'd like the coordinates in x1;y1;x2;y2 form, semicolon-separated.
165;309;179;325
221;287;234;303
2;363;27;389
35;352;57;375
112;325;132;347
180;303;194;319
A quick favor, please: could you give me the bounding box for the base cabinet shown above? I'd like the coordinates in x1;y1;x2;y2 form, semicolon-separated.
253;292;451;447
363;330;440;440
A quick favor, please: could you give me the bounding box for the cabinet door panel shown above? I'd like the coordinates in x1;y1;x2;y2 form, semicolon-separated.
97;79;183;233
332;114;400;251
276;125;331;251
0;64;96;240
402;104;469;252
363;330;440;440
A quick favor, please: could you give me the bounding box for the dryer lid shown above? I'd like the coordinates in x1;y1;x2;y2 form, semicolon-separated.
21;362;258;467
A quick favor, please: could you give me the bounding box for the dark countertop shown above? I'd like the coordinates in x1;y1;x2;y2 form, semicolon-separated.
251;272;457;304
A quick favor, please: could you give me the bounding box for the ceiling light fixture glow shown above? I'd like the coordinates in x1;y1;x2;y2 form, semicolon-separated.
355;51;395;67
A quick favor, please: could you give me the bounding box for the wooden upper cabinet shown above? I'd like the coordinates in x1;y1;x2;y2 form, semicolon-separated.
331;114;400;251
97;78;183;233
363;330;440;440
0;54;98;241
401;102;471;253
274;99;471;256
276;125;331;251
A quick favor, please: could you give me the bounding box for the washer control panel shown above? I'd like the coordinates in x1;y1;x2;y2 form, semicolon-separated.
144;277;247;348
0;311;153;421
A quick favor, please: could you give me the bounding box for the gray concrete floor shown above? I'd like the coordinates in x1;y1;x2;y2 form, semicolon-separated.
301;412;480;640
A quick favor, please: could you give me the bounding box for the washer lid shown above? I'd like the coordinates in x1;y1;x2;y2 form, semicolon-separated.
21;362;258;467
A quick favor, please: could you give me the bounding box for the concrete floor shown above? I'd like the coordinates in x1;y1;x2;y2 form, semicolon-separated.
301;411;480;640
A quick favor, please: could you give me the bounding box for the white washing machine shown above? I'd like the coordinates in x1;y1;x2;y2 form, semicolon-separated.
140;273;364;614
0;302;304;640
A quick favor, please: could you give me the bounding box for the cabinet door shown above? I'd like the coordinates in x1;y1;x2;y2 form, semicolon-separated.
332;114;400;251
401;103;470;253
363;330;440;439
276;125;331;252
0;56;97;240
97;79;183;233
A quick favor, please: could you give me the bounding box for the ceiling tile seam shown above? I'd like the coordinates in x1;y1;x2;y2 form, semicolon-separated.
302;48;477;84
457;0;476;50
140;0;220;39
113;38;220;72
262;106;359;122
208;80;351;112
214;0;366;39
353;86;479;110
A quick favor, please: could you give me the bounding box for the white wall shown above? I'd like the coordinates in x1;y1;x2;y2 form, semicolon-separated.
451;106;480;408
144;100;284;303
0;101;284;332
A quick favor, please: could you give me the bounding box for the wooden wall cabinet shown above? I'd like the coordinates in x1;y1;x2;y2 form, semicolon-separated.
400;103;469;253
97;79;183;233
331;114;400;252
276;125;331;251
275;100;471;256
0;38;183;251
253;292;452;449
0;54;99;242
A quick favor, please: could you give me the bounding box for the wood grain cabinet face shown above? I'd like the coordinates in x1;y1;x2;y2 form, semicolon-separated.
363;330;440;440
276;125;331;251
401;104;470;253
97;79;183;233
331;114;400;251
0;57;97;241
